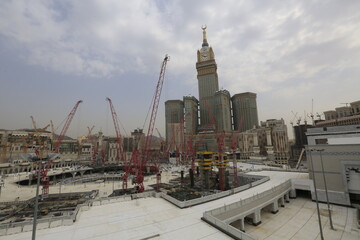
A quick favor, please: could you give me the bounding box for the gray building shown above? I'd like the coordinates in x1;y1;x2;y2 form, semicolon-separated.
231;92;259;131
183;96;198;135
214;90;232;132
306;125;360;206
165;100;184;142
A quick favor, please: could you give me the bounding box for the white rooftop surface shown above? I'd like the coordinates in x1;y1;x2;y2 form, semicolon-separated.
1;164;359;240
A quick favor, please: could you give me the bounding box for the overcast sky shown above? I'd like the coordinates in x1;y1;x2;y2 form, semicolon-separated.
1;0;360;139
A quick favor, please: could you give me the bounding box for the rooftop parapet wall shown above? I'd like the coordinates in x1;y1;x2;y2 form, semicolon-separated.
161;175;270;208
202;180;293;240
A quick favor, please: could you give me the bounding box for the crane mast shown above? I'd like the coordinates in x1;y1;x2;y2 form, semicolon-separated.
53;100;83;153
136;55;169;193
143;55;169;157
106;97;125;164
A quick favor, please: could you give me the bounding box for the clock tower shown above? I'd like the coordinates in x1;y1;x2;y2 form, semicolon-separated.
196;26;219;130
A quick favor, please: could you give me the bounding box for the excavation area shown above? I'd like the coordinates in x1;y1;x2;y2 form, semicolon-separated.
0;191;97;224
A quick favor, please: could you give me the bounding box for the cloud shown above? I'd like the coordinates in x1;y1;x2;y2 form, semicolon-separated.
1;0;360;138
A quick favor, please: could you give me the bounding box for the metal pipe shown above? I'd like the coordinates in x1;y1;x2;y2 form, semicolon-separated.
309;149;324;240
318;149;335;230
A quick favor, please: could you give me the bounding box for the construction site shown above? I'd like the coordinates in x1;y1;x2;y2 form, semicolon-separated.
0;27;359;240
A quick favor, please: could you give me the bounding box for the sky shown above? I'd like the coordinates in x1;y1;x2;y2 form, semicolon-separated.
0;0;360;139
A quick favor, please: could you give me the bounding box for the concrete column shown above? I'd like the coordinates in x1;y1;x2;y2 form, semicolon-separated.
253;209;261;226
289;189;297;199
80;171;85;177
71;172;76;178
271;201;279;214
280;197;285;207
240;218;245;232
285;193;290;203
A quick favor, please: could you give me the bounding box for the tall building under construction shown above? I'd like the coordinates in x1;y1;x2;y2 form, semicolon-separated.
165;26;259;152
232;92;259;131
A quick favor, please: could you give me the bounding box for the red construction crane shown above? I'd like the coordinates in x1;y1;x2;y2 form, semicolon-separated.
53;100;83;153
135;55;169;192
229;119;243;188
106;97;125;164
41;100;82;195
204;100;227;191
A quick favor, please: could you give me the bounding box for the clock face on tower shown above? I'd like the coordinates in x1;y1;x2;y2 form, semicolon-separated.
201;53;209;61
200;47;209;61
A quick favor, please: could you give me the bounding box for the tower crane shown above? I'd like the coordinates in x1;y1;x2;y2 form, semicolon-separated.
135;55;169;193
106;97;125;164
50;120;56;144
290;111;298;127
40;100;82;195
229;119;243;188
31;116;37;130
53;100;83;153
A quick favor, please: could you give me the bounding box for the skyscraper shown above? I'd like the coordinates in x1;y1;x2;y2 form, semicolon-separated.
183;96;198;135
214;89;232;131
165;100;184;143
232;92;259;131
196;26;219;131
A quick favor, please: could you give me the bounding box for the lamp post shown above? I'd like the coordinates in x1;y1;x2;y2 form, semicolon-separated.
309;148;324;240
32;165;41;240
318;149;335;230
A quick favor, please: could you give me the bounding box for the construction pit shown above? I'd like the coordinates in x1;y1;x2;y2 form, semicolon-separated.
152;168;268;204
0;191;97;225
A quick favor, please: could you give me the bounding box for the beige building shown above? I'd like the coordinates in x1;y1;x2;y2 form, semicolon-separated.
306;125;360;206
0;129;53;163
238;119;290;165
319;99;360;127
350;100;360;115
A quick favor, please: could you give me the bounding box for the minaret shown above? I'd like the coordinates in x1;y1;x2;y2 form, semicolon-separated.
196;26;219;131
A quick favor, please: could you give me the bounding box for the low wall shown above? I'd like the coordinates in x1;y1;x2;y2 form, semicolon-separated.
202;212;256;240
161;175;270;208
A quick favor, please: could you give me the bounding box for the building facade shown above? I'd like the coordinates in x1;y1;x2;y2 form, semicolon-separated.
196;26;219;131
231;92;259;131
165;100;184;142
306;125;360;206
214;90;232;132
183;96;199;135
238;119;290;165
318;100;360;127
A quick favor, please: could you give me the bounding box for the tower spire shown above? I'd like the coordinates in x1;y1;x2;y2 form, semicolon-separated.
201;25;209;47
